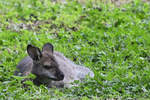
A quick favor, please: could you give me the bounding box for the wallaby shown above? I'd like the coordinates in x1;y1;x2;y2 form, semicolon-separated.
15;43;94;88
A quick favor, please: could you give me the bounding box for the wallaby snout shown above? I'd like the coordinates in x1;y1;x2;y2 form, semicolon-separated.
56;70;64;81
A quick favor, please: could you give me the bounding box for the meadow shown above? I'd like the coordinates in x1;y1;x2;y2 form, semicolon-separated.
0;0;150;99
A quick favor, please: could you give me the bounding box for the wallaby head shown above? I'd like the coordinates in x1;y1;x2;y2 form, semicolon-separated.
27;43;64;81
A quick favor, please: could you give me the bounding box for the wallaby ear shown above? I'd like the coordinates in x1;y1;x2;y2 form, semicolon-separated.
27;44;42;61
42;43;54;54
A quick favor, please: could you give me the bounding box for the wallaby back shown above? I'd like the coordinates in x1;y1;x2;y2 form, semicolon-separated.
15;56;33;76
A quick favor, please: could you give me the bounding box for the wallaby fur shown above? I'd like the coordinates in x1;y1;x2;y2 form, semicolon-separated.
15;43;94;88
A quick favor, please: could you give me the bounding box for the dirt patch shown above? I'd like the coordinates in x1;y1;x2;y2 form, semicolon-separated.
52;0;149;6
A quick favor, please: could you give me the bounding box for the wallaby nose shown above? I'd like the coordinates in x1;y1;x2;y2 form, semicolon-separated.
58;72;64;80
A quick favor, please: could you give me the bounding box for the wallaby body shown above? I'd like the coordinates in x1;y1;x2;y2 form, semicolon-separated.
52;51;94;87
15;43;94;88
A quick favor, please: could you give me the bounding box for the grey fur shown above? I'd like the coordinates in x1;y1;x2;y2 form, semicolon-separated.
15;43;94;88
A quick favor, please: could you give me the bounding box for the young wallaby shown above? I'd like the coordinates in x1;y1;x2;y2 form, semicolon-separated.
15;43;94;88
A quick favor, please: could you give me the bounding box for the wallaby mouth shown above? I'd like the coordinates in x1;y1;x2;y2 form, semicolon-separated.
36;75;64;82
48;72;64;81
49;77;63;81
51;77;63;81
35;72;64;81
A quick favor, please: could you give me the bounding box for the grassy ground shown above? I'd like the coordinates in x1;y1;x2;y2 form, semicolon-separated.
0;0;150;99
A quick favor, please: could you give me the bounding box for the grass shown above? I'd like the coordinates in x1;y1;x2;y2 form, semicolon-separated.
0;0;150;99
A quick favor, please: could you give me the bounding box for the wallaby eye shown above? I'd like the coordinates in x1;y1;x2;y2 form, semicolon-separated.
44;65;50;69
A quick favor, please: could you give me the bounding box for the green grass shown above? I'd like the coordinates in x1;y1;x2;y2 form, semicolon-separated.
0;0;150;99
